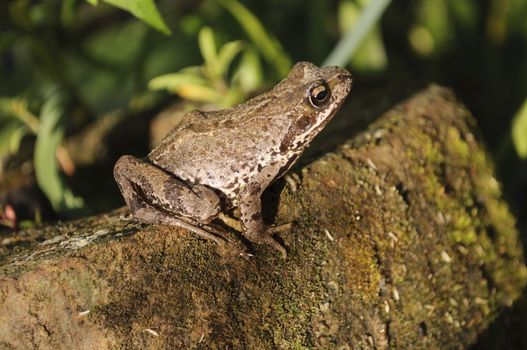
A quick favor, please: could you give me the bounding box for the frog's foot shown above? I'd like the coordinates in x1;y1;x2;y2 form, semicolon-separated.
124;203;248;256
254;223;293;259
179;220;227;246
178;219;251;257
267;223;293;258
217;214;288;258
199;221;251;257
264;235;288;259
138;210;228;246
268;222;293;234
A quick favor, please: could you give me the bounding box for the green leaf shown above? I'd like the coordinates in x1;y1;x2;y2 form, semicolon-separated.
0;120;28;157
512;98;527;159
0;98;12;121
232;46;262;94
34;88;83;212
148;73;210;91
148;73;222;103
175;83;223;103
217;0;291;77
87;0;171;35
0;97;40;133
179;66;202;75
198;27;218;70
216;40;244;78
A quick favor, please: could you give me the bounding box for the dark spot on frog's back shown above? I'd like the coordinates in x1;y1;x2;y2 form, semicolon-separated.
225;177;238;189
279;114;315;152
250;184;261;195
279;134;293;153
296;115;312;131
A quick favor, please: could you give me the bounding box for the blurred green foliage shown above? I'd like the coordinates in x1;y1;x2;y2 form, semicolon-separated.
326;0;390;69
33;86;83;212
149;26;263;108
217;0;291;77
512;98;527;159
0;98;33;158
86;0;171;34
0;0;526;225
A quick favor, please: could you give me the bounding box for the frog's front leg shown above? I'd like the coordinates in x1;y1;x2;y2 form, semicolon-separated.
237;183;291;258
114;155;226;245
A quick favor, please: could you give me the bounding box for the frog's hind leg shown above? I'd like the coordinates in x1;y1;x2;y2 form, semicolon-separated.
114;155;226;245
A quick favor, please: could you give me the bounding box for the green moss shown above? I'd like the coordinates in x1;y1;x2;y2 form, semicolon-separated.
2;87;525;349
446;127;470;161
450;213;478;245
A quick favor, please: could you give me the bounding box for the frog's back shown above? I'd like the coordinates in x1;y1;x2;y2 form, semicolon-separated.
148;100;293;194
146;61;351;198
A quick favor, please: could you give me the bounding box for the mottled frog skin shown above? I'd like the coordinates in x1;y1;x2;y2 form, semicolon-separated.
114;62;352;257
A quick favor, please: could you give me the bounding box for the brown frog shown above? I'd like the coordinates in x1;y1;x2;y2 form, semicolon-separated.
114;62;352;257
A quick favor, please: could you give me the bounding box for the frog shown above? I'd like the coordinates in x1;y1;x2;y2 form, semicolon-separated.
113;61;352;258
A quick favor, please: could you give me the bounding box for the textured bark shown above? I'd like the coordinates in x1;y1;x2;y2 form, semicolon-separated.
0;86;525;349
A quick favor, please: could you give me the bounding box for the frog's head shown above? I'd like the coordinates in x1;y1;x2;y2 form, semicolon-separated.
274;61;353;154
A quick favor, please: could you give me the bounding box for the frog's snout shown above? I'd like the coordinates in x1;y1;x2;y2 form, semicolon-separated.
337;69;353;84
329;70;353;96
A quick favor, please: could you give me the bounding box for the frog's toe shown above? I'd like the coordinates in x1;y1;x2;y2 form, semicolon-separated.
268;222;293;234
263;235;288;259
272;239;288;259
217;237;251;258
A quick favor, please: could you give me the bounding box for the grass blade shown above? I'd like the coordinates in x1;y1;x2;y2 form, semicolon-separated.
323;0;392;67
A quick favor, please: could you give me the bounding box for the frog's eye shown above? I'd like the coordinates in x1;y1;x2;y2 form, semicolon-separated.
308;82;331;108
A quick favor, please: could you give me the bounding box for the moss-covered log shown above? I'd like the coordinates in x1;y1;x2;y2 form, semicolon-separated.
1;86;525;349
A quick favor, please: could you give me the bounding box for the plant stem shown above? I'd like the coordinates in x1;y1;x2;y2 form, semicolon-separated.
323;0;392;67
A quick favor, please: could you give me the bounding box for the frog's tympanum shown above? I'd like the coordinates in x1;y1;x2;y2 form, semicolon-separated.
114;62;352;258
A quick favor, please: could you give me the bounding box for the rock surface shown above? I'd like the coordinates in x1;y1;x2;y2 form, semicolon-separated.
1;86;525;349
